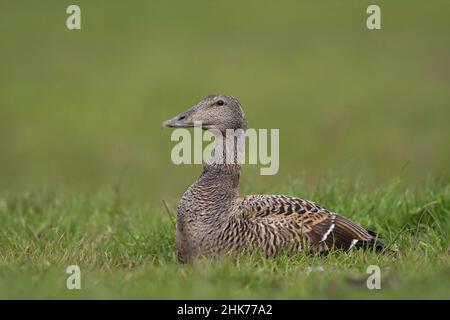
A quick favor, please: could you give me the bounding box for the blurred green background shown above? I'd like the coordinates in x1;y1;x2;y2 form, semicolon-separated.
1;0;449;202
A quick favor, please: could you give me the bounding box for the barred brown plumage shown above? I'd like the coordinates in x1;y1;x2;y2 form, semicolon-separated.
163;94;382;262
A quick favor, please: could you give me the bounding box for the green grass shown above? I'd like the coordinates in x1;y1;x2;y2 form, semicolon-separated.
0;1;449;299
1;177;448;299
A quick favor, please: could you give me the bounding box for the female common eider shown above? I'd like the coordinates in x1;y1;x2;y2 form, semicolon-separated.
162;94;381;262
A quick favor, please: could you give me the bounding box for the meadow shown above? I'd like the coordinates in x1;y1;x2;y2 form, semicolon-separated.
0;1;449;299
0;178;449;299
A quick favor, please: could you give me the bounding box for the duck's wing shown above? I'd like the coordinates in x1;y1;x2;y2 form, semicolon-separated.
237;194;377;251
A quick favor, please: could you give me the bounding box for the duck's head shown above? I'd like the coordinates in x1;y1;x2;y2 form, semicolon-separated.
162;94;248;132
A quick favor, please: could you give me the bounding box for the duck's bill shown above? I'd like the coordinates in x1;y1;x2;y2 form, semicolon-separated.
162;113;208;129
161;116;193;128
162;103;207;128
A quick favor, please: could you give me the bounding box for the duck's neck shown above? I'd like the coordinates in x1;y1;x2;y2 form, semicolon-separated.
197;129;244;196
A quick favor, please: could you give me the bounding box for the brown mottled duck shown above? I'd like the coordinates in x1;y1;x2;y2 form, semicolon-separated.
162;94;381;262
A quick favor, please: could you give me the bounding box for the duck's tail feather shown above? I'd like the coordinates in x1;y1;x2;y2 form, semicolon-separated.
353;231;385;252
321;215;384;252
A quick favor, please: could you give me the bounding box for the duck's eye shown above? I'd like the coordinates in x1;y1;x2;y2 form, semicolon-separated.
216;100;225;106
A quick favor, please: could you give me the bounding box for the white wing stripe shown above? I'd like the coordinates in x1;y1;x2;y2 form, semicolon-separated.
320;215;336;242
